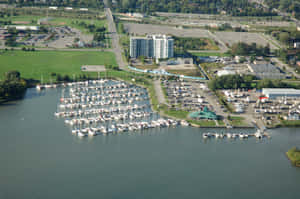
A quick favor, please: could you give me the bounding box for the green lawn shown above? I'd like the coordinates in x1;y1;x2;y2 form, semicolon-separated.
0;50;117;82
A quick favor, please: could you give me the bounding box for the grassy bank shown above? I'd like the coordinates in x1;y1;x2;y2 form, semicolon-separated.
228;116;247;126
286;147;300;167
278;120;300;127
0;50;117;82
187;119;216;127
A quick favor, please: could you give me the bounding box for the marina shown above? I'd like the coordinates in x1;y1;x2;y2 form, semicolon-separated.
54;79;181;137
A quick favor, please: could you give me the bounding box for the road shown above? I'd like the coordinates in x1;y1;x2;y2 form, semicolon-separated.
103;0;126;70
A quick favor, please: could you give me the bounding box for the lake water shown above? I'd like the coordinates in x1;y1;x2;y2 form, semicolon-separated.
0;88;299;199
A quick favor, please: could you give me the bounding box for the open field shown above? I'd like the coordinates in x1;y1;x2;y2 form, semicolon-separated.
214;31;278;49
124;23;211;38
0;50;117;82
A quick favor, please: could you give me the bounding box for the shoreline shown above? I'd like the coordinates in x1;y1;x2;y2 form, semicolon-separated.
1;75;300;130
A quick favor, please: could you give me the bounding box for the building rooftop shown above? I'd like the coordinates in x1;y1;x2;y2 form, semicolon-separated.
263;88;300;95
248;63;285;79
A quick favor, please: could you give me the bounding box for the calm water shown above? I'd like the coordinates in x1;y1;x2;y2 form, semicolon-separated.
0;88;299;199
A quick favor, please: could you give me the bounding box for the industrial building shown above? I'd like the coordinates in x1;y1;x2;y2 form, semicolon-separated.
130;35;174;59
4;25;39;31
247;63;285;79
262;88;300;99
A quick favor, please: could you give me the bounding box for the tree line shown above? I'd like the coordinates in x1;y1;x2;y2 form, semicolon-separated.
264;0;300;19
109;0;277;16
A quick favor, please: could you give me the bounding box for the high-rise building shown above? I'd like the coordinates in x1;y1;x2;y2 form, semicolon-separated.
130;35;174;59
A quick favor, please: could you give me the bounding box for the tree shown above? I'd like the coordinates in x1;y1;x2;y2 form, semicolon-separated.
5;71;20;81
279;32;290;44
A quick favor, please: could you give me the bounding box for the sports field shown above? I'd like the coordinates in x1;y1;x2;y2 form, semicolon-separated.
0;50;117;82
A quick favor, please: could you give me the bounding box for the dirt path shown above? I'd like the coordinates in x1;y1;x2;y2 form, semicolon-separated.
154;79;167;105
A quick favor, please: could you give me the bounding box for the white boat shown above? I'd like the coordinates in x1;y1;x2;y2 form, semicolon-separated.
88;129;97;136
203;133;209;139
36;84;45;90
255;130;263;139
78;132;87;137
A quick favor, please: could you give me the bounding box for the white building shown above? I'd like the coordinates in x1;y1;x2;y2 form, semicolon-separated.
4;25;39;31
49;6;58;10
262;88;300;99
217;70;236;76
152;35;174;59
130;35;174;59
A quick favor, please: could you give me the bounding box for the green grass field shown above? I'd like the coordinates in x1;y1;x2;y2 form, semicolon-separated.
0;50;117;82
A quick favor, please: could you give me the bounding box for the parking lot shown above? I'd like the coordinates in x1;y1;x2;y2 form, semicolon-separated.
16;26;93;48
162;79;214;111
215;31;278;49
124;23;211;38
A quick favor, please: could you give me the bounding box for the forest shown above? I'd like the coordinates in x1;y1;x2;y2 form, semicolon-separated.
265;0;300;19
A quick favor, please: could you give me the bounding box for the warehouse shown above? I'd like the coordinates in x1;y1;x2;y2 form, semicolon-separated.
247;63;285;79
262;88;300;99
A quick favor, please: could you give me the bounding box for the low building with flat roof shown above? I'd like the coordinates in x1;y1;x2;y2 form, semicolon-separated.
262;88;300;99
248;63;285;79
4;25;39;31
